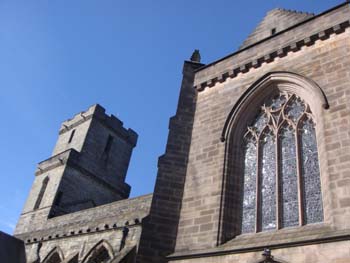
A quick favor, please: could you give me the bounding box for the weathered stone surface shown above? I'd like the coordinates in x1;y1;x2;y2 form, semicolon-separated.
8;2;350;263
16;193;152;262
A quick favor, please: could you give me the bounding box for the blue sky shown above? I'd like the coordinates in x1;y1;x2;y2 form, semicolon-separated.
0;0;343;234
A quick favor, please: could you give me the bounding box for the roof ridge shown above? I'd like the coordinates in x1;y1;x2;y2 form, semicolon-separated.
267;7;315;16
239;6;315;49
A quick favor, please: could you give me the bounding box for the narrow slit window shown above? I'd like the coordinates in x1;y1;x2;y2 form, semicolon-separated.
34;176;49;210
104;135;114;156
271;28;276;35
68;129;76;144
84;243;112;263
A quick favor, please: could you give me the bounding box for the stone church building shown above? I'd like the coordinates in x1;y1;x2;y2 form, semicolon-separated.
5;1;350;262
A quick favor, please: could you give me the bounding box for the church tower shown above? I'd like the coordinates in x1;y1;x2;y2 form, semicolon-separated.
15;104;137;235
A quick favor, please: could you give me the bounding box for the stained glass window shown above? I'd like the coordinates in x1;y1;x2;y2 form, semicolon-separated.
241;92;323;233
279;126;299;228
241;138;257;233
260;130;276;231
300;118;324;224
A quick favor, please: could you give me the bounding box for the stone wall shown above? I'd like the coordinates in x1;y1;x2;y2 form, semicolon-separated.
53;104;137;192
137;60;204;263
170;2;350;262
240;8;314;49
10;3;350;263
16;104;137;235
15;166;66;234
169;240;350;263
15;194;152;262
194;2;350;89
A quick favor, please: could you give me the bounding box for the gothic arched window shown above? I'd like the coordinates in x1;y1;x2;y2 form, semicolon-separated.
34;176;49;210
241;92;323;233
42;247;64;263
82;240;114;263
85;246;111;263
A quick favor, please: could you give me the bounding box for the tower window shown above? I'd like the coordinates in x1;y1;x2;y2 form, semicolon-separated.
271;28;276;35
34;176;49;210
68;129;76;144
101;135;114;164
241;92;323;233
103;135;114;156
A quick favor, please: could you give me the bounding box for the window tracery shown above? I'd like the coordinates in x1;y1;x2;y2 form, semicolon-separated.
82;241;113;263
45;252;62;263
42;247;64;263
86;246;111;263
241;92;323;233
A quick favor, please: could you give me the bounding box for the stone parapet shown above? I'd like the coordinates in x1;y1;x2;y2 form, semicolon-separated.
16;193;152;244
59;104;138;147
35;148;79;176
194;2;350;91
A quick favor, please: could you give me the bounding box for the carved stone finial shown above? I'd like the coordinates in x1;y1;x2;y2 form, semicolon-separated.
262;248;277;263
262;248;271;259
190;49;201;63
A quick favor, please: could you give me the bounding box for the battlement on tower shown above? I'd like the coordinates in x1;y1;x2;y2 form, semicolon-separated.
59;104;137;147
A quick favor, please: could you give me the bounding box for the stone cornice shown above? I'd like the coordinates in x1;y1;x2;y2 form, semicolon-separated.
194;20;350;92
35;148;130;197
16;194;153;245
35;148;77;176
21;220;141;245
59;104;138;147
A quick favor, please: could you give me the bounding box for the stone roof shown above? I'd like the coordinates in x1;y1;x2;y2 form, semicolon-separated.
240;8;314;49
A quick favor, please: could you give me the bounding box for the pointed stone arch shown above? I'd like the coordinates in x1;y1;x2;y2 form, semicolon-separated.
110;246;136;263
82;240;114;263
64;253;79;263
221;71;328;142
42;247;64;263
218;71;329;244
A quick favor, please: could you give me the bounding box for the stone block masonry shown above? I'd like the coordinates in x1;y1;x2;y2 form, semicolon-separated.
9;2;350;263
15;194;152;262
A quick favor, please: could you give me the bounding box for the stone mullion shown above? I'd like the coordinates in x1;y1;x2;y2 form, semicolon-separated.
275;130;281;230
295;121;305;226
255;139;261;233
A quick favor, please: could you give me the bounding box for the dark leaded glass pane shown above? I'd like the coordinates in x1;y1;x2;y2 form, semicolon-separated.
300;119;323;224
252;112;268;134
267;93;287;110
260;132;276;231
285;97;306;123
47;252;62;263
242;140;257;233
241;92;323;234
279;126;299;228
88;246;111;263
